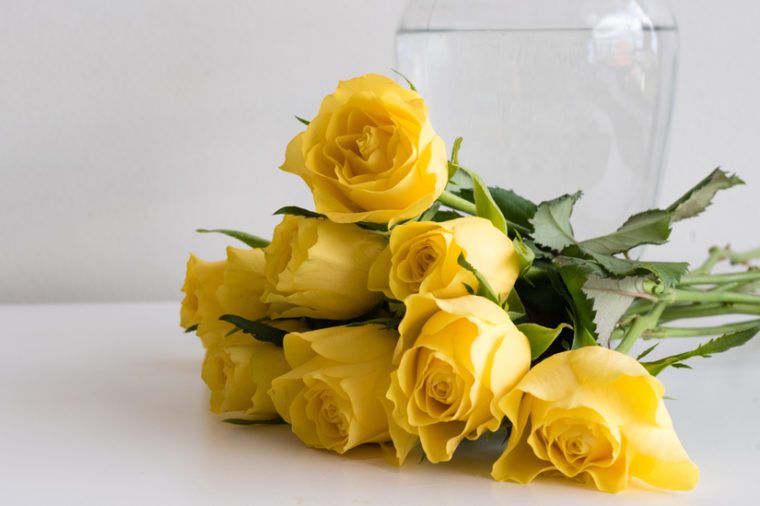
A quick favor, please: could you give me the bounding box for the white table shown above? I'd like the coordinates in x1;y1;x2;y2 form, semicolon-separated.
1;302;758;505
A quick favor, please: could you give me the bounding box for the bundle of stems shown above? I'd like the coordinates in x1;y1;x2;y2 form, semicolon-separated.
613;246;760;353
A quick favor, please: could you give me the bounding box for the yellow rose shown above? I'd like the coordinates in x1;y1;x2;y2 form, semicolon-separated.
180;254;225;330
262;215;386;320
368;217;520;301
269;325;417;461
280;74;448;225
492;346;699;493
387;294;531;463
202;333;289;417
185;247;270;348
216;246;269;321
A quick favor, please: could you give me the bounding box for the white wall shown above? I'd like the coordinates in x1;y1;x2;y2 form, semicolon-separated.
1;0;758;303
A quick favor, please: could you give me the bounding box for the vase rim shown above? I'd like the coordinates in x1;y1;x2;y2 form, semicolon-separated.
399;0;677;32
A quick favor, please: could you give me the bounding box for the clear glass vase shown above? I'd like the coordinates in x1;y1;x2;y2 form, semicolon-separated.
396;0;678;237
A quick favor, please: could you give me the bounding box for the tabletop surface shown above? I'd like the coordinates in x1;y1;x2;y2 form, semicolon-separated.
1;302;759;505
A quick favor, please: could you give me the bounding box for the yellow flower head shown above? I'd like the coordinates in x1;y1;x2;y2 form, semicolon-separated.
202;333;289;417
368;216;520;301
269;325;417;462
387;294;531;463
492;346;699;493
281;74;448;225
183;247;271;348
262;215;386;320
180;254;226;330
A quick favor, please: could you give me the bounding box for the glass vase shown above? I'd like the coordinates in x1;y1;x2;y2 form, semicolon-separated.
396;0;678;237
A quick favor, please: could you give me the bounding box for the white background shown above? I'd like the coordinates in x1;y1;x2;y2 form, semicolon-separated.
1;0;759;303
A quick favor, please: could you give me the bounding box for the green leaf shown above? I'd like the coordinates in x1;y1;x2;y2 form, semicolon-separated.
554;256;606;349
582;276;647;346
356;221;389;232
418;203;463;224
505;289;526;317
580;210;672;255
218;315;288;347
273;206;326;219
512;233;535;277
448;137;464;180
525;238;552;260
418;202;441;222
488;187;538;233
636;343;659;361
583;250;689;288
454;187;535;235
667;168;744;222
641;326;760;376
196;229;270;248
294;115;310;126
431;210;463;222
224;418;287;426
530;193;582;252
555;259;601;348
464;168;508;234
457;253;500;304
505;304;526;323
569;168;742;257
576;168;743;255
183;324;198;334
446;167;473;194
391;68;417;91
518;322;572;360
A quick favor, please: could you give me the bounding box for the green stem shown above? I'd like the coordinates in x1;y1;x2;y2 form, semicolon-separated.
660;303;760;323
712;281;747;293
692;247;724;275
437;191;477;215
680;271;760;285
692;246;760;275
672;289;760;305
731;247;760;264
437;190;533;235
615;302;668;354
643;319;760;339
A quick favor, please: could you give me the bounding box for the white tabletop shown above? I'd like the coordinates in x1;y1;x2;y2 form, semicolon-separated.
1;302;759;505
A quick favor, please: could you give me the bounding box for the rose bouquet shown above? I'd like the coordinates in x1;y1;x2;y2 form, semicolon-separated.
180;74;760;493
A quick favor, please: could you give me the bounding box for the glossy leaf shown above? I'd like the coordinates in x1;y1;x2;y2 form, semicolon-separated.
218;315;288;347
641;326;760;376
518;322;572;360
196;229;270;248
530;193;582;252
580;210;672;255
582;276;647;346
488;186;538;233
457;253;500;304
273;206;326;219
465;168;508;234
667;168;744;222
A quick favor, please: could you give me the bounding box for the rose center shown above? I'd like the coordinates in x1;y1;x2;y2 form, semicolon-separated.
318;391;350;437
534;416;618;473
565;434;593;457
356;125;390;160
418;355;466;420
428;372;453;402
410;243;439;281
